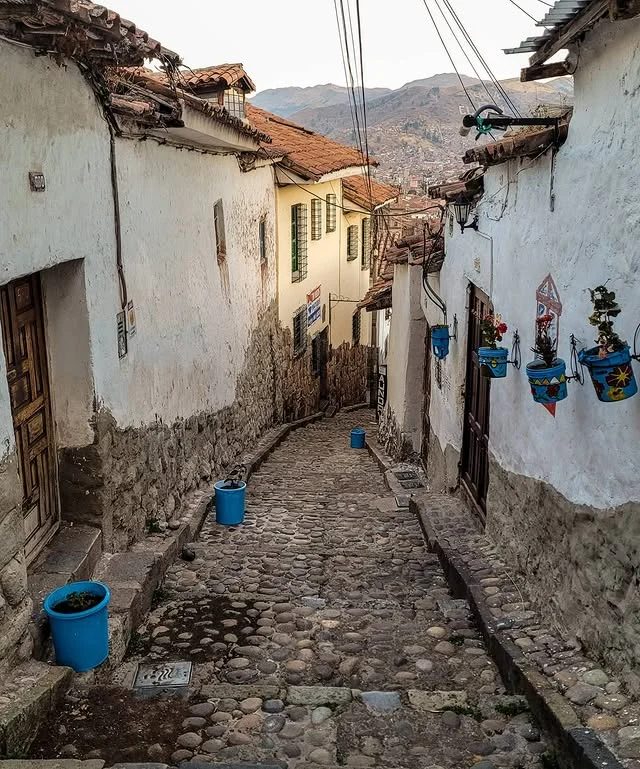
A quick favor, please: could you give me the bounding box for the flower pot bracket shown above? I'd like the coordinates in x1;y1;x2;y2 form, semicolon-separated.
509;330;522;369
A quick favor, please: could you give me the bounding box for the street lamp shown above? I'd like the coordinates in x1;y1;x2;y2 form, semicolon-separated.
452;194;478;233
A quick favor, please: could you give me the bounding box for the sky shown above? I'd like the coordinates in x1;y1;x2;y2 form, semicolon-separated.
106;0;544;92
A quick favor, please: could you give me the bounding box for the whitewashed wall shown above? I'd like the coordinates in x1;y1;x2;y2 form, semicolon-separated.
426;15;640;509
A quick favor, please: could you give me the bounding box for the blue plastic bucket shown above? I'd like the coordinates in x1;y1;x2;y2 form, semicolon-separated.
431;325;450;360
478;346;509;378
578;344;638;402
526;359;568;404
350;428;366;449
44;581;110;672
215;480;247;525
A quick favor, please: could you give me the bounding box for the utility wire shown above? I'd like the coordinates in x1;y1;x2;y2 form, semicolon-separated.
420;0;476;110
354;0;375;205
506;0;546;25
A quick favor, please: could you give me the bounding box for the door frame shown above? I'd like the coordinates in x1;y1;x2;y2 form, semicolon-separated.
460;283;491;524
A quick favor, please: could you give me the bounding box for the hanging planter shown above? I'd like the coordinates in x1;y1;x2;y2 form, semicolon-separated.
578;286;638;403
431;325;450;360
479;312;509;378
526;314;568;405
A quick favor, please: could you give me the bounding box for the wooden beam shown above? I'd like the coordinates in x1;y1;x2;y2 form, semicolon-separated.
609;0;640;18
530;0;608;66
521;59;573;82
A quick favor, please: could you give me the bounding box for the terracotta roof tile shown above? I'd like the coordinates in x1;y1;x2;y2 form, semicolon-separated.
342;175;399;211
246;104;375;181
138;64;255;94
359;279;393;311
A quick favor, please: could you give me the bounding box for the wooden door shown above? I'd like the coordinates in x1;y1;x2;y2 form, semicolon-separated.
0;274;59;561
461;285;491;523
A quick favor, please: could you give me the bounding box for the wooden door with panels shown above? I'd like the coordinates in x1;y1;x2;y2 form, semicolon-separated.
0;273;60;562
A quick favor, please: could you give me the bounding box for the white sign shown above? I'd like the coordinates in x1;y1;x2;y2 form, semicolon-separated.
307;285;321;326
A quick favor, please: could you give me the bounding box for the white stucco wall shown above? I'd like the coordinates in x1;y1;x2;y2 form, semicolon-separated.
427;16;640;509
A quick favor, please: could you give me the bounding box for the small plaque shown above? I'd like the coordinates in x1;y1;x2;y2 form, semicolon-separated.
134;661;192;689
117;311;127;359
29;171;45;192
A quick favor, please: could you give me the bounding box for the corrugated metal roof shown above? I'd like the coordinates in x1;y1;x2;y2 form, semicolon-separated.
503;0;592;55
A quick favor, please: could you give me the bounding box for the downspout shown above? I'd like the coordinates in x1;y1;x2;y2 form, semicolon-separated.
108;125;128;314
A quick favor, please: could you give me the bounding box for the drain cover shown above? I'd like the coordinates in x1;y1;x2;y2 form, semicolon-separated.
395;495;411;508
399;479;424;489
134;661;192;689
394;470;418;481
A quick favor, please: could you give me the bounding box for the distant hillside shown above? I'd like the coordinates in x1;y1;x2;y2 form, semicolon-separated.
250;83;391;117
252;74;574;186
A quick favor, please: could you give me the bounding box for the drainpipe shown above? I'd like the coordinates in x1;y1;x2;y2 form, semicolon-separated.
108;125;127;313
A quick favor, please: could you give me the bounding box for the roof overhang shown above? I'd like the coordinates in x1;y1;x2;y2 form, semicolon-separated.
275;164;366;186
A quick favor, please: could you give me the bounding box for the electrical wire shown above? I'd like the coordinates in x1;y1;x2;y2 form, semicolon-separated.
420;0;476;110
506;0;546;25
354;0;375;205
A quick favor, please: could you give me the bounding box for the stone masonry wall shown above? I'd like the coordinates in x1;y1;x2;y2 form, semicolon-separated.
327;343;372;409
487;457;640;693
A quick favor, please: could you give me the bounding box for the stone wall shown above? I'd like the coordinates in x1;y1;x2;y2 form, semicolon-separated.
378;405;416;462
0;452;33;675
487;458;640;693
327;343;372;409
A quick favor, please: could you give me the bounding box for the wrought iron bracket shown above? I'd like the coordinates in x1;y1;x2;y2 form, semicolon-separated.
632;322;640;361
567;333;585;384
509;330;522;370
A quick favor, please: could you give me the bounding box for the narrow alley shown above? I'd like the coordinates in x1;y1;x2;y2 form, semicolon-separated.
31;413;550;769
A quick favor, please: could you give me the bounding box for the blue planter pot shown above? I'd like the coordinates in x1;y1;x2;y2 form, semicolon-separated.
526;359;568;404
431;325;450;360
578;345;638;402
350;428;366;449
215;480;247;525
478;346;509;378
44;581;110;672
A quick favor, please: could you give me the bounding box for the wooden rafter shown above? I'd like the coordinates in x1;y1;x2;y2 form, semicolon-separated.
529;0;608;66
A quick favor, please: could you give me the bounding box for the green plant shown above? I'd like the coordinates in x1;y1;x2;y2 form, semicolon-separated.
480;312;508;349
448;704;483;720
495;700;529;717
448;634;466;647
151;585;168;609
541;751;561;769
532;314;557;367
588;285;626;356
146;518;162;534
65;591;99;612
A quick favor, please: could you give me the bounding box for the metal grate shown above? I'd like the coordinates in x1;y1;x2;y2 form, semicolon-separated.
259;216;267;263
291;203;308;282
134;661;192;689
293;305;308;356
347;224;359;261
352;309;361;346
326;193;337;232
361;217;371;270
311;199;323;240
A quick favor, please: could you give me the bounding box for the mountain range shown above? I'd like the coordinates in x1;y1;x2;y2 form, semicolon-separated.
251;73;574;187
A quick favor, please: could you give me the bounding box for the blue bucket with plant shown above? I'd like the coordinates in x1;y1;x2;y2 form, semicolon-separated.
578;286;638;402
44;581;110;672
431;325;450;360
478;312;509;378
215;465;247;525
526;314;568;405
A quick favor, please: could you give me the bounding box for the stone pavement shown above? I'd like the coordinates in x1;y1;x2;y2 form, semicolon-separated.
30;412;553;769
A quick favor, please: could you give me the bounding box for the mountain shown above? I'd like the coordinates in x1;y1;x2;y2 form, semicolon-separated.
250;83;392;117
252;74;573;187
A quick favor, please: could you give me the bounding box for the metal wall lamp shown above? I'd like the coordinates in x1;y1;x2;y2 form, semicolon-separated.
452;194;478;234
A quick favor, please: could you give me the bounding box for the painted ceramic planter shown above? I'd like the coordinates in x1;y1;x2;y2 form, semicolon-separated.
478;346;509;378
526;359;568;404
578;344;638;402
431;325;450;360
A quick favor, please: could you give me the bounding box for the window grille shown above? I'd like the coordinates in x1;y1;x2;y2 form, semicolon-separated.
352;310;361;346
347;224;359;261
291;204;308;282
214;199;226;264
361;217;371;270
326;194;337;232
311;199;323;240
259;217;267;263
293;305;308;356
223;88;246;120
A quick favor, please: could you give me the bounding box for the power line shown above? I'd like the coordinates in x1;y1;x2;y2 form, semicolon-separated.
506;0;546;24
354;0;375;204
419;0;476;110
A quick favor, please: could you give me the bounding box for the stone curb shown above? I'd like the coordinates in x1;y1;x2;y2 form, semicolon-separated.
365;436;624;769
341;401;369;413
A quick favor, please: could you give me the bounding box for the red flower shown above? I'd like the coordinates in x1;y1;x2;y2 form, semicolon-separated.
547;383;561;398
537;314;553;325
497;323;508;334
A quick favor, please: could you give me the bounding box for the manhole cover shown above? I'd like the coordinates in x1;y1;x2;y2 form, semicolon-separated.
394;470;418;481
134;661;192;689
395;495;411;508
399;479;424;489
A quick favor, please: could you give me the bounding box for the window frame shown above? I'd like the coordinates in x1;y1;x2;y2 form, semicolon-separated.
293;305;308;356
259;216;267;263
291;203;308;282
326;193;337;233
361;217;371;270
352;310;361;346
311;199;323;240
347;224;359;261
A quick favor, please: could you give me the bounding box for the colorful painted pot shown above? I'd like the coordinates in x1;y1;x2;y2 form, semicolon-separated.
431;325;450;360
478;346;509;378
526;359;568;404
578;345;638;402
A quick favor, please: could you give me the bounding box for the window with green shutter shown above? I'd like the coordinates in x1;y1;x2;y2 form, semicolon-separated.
291;203;308;282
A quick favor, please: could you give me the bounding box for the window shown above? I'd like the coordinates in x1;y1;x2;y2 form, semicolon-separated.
259;216;267;263
223;88;246;119
293;305;307;356
214;199;226;264
311;199;323;240
326;193;337;232
347;224;359;261
361;217;371;270
291;203;308;282
352;310;361;346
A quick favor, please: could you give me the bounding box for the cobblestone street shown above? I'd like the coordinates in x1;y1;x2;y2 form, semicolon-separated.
32;412;552;769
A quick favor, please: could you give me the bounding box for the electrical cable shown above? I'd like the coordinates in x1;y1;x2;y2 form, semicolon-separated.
419;0;476;110
506;0;546;25
354;0;375;205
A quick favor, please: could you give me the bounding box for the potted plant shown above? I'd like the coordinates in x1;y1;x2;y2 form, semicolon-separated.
431;324;450;360
478;312;509;378
44;581;111;672
578;285;637;402
526;314;568;405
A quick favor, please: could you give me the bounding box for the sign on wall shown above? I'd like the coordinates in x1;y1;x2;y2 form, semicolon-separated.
536;273;562;345
377;366;387;419
307;285;321;327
